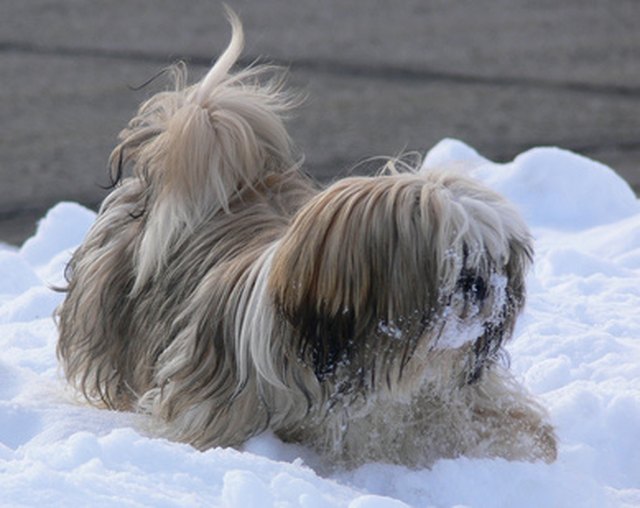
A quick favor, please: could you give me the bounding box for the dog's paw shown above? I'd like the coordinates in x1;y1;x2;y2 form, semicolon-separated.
505;408;558;464
532;421;558;464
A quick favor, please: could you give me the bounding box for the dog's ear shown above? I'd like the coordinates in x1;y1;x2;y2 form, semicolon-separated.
269;176;447;382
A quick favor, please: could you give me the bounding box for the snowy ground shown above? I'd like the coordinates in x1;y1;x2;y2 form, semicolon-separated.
1;139;639;507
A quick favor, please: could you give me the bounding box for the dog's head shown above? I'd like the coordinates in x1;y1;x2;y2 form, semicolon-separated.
269;168;533;393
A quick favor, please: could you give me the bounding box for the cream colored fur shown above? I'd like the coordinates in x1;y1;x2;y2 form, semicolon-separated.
56;11;556;469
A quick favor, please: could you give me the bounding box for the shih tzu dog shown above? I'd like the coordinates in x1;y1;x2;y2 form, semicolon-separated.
56;10;557;468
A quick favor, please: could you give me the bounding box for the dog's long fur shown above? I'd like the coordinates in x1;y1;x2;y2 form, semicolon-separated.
56;11;557;468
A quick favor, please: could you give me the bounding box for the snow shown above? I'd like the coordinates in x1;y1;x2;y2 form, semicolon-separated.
1;140;639;507
423;138;640;231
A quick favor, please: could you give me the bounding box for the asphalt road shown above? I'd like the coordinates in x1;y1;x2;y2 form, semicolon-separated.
1;0;639;245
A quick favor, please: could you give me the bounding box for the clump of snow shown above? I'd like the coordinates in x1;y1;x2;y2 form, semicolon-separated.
377;320;405;340
1;141;639;507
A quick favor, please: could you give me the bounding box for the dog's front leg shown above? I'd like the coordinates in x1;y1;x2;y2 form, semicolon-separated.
462;366;558;463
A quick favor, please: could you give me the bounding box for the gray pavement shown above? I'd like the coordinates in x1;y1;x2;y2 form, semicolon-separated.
2;0;639;245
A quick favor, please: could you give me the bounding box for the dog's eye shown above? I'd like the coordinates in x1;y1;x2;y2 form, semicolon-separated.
458;273;487;301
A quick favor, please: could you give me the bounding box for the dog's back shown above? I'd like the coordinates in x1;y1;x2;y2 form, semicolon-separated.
56;10;312;416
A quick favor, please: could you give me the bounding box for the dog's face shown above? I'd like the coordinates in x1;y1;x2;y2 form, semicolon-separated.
269;170;533;393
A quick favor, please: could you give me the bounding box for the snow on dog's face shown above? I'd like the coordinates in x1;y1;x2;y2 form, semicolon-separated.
269;169;533;392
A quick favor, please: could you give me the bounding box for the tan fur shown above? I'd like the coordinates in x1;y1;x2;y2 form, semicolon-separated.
56;11;556;469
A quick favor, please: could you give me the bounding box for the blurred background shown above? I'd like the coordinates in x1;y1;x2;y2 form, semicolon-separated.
1;0;639;246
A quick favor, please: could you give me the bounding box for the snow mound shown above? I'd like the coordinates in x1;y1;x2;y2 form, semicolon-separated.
421;137;489;168
1;141;639;507
20;202;96;268
423;139;640;230
0;251;41;297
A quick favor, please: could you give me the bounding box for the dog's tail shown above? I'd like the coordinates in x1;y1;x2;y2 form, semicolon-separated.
111;7;300;291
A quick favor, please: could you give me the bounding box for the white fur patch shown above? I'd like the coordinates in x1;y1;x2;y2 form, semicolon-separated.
235;242;284;389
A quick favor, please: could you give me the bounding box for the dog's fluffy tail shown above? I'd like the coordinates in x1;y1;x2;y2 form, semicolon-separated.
111;7;300;291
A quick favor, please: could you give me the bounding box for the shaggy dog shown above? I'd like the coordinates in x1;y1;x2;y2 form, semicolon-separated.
56;11;557;468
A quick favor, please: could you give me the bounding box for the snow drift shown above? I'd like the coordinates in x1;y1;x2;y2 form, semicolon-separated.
1;140;639;507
